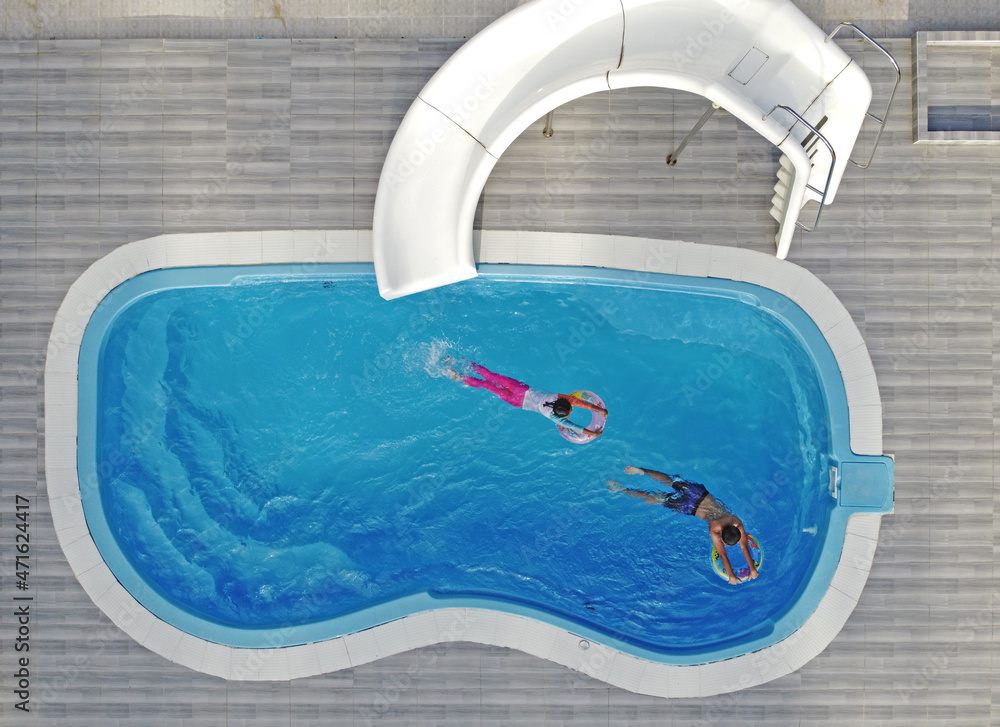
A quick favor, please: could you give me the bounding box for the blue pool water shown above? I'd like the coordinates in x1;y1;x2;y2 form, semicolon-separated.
80;265;847;660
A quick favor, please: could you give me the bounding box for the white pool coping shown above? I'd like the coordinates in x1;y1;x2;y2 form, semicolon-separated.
44;230;888;695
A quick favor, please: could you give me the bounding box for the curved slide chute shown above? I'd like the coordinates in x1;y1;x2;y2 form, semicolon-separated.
373;0;873;300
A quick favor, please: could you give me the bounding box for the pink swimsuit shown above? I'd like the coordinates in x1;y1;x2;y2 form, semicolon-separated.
461;363;531;407
460;363;587;436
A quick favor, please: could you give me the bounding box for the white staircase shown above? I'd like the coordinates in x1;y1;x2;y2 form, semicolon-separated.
769;154;796;226
765;23;900;259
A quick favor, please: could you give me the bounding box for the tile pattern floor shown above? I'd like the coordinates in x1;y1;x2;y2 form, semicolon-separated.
3;0;1000;41
1;3;999;726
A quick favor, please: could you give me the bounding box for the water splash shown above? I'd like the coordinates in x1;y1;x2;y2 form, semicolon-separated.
421;339;453;377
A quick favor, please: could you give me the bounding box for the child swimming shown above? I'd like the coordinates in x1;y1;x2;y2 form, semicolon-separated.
445;359;607;439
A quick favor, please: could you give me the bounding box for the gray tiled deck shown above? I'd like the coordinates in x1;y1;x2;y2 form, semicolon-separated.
2;1;1000;725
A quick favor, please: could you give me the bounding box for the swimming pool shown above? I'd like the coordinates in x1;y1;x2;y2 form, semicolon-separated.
74;257;892;666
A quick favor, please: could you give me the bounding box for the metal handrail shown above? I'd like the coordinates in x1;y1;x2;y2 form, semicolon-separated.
665;103;720;166
825;21;901;169
542;109;555;138
762;104;836;232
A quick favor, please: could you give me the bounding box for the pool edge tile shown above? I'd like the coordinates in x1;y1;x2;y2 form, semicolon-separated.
371;617;419;660
142;621;187;667
675;240;712;277
342;626;382;667
605;651;647;692
76;560;118;604
283;643;323;680
229;231;264;265
547;630;590;675
492;613;529;648
200;642;234;680
514;618;557;661
399;611;440;649
845;512;882;541
459;608;499;646
314;637;352;674
707;244;744;280
640;237;679;275
357;230;374;263
478;229;519;263
580;235;616;268
261;230;295;263
63;531;105;576
170;633;210;675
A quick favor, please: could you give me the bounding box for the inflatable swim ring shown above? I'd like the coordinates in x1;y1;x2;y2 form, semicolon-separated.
711;534;762;582
557;390;606;444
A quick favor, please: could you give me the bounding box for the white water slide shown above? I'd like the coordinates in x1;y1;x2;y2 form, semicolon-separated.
373;0;898;300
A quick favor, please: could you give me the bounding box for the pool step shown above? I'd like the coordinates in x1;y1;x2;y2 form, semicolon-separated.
769;154;804;236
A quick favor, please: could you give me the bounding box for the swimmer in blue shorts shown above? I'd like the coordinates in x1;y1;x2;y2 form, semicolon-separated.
608;465;759;585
